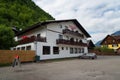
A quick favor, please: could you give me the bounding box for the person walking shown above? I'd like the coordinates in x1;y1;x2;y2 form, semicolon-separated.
12;54;21;67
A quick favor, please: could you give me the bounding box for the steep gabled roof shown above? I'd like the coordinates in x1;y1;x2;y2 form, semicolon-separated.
16;19;91;38
100;35;120;45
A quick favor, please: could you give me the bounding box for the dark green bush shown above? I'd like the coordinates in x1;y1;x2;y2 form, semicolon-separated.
94;46;114;53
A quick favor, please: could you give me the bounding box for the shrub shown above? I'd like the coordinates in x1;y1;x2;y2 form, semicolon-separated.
94;46;114;53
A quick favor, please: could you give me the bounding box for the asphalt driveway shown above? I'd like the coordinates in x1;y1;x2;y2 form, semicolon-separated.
0;56;120;80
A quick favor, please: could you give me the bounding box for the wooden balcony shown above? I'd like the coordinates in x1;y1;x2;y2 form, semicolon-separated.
63;29;84;38
56;39;87;46
18;36;46;45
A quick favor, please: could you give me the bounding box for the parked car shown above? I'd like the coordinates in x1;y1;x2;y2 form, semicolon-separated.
79;53;97;59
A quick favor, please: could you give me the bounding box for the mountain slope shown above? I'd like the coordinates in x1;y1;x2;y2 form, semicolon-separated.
0;0;54;29
112;30;120;36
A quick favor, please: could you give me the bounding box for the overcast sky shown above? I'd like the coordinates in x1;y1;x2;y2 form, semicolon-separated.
33;0;120;43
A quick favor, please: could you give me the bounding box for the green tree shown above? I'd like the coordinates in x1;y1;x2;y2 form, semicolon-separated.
0;25;16;49
0;0;54;29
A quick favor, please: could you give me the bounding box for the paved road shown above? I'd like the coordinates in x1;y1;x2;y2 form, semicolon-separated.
0;56;120;80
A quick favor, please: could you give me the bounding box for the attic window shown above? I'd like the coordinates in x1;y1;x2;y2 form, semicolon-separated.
113;40;115;42
75;31;79;33
37;34;41;38
59;24;62;28
105;41;107;43
65;26;68;29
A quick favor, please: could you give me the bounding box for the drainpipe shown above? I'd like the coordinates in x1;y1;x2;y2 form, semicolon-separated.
34;40;39;62
34;41;37;55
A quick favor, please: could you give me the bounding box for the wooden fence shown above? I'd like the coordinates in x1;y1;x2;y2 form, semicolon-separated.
0;50;35;64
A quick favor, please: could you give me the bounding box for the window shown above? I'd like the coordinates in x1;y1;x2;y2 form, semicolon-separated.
21;47;25;50
53;47;59;54
75;48;77;53
37;34;41;38
75;31;79;33
43;46;50;55
17;47;20;50
62;47;64;50
66;36;69;40
81;48;84;53
65;26;68;29
76;38;78;42
59;34;63;39
13;48;16;50
70;47;73;54
70;38;74;42
112;44;118;47
59;24;62;28
26;46;31;50
79;48;81;53
79;40;82;43
113;40;115;43
105;41;107;44
66;47;68;50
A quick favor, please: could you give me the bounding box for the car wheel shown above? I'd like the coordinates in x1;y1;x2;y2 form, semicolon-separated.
92;57;94;59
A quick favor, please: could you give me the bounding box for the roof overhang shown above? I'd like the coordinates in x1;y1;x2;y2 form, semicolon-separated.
16;19;91;38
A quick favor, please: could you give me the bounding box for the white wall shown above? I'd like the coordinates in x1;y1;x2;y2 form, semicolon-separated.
36;42;85;60
18;26;47;40
12;43;35;50
35;21;88;60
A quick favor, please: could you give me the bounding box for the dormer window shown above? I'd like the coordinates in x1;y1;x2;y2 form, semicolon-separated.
75;31;79;33
79;40;82;43
37;34;41;38
113;40;115;43
59;34;63;39
66;36;69;40
76;38;78;42
65;26;68;29
105;41;107;43
59;24;62;28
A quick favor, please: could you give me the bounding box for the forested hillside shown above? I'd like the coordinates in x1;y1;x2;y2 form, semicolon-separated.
0;0;54;49
0;0;54;29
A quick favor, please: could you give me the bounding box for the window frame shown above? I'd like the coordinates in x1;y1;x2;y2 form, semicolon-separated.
53;46;59;54
43;46;50;55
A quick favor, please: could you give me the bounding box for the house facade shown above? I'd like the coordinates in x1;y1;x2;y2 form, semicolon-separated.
12;19;91;60
100;35;120;50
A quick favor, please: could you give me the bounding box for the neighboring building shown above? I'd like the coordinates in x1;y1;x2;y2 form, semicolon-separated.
12;19;91;60
87;40;95;50
100;35;120;50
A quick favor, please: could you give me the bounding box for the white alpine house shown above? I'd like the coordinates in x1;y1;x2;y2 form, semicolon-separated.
12;19;91;60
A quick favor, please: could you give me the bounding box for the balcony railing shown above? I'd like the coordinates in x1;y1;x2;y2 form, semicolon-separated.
18;36;46;45
63;29;84;38
56;39;87;46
